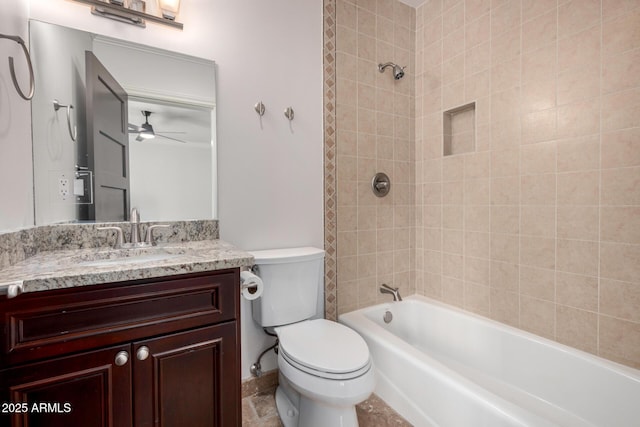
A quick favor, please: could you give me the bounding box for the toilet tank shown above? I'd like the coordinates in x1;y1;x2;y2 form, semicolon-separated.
251;247;325;327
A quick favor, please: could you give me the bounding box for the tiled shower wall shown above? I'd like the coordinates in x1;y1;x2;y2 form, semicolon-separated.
335;0;416;314
330;0;640;370
414;0;640;368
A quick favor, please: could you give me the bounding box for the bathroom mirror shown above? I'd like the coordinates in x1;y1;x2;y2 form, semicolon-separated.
29;20;216;224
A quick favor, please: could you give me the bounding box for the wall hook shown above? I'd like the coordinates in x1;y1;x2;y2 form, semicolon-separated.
284;107;294;121
254;101;266;116
0;34;35;100
53;99;78;142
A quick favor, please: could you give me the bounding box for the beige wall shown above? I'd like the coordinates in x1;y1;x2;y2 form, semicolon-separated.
334;0;640;369
336;0;417;314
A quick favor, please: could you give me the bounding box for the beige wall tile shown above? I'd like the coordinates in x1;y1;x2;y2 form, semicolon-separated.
466;0;490;21
466;13;490;48
465;231;491;259
491;233;520;264
601;206;640;244
464;282;491;315
443;228;463;254
465;256;491;286
602;48;640;95
521;174;556;205
601;278;640;322
557;170;600;206
442;276;464;305
520;296;556;339
442;205;463;229
522;9;557;53
557;66;600;106
520;265;555;301
466;41;491;75
491;176;520;205
521;205;555;237
558;26;601;72
557;135;600;172
521;236;556;269
556;272;599;311
600;242;640;282
601;88;640;132
557;239;599;276
491;289;520;327
601;128;640;169
491;0;521;36
601;166;640;205
602;8;640;55
522;0;556;20
442;181;463;205
557;100;601;139
556;305;598;354
557;205;599;240
491;149;520;177
599;315;640;368
521;142;556;175
491;261;519;292
602;0;640;20
492;30;521;66
522;80;557;113
558;0;601;38
491;205;520;234
522;109;557;144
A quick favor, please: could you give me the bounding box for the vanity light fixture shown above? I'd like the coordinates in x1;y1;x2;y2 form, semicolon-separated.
71;0;183;30
158;0;181;20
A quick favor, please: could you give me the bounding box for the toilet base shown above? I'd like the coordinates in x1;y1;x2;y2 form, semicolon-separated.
275;376;360;427
276;386;299;427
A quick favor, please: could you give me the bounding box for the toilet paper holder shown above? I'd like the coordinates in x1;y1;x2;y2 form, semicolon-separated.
241;267;264;300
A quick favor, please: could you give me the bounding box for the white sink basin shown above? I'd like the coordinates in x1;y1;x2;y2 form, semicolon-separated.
72;247;186;268
78;252;183;267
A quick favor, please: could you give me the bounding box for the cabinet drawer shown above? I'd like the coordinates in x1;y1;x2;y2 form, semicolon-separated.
0;269;239;366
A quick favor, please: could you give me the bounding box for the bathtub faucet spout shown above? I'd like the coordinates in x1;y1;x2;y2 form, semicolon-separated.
380;283;402;301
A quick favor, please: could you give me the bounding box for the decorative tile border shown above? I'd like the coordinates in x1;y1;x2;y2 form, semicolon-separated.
323;0;337;321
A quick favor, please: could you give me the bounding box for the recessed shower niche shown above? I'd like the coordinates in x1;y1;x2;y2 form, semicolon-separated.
443;102;475;156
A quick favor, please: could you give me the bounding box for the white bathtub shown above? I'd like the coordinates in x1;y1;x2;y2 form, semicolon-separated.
339;295;640;427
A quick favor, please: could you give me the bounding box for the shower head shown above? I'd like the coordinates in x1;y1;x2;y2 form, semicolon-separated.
378;62;406;80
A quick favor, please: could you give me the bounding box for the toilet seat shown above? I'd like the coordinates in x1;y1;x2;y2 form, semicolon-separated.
276;319;371;380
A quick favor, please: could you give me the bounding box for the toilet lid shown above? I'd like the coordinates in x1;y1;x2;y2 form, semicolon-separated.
276;319;370;375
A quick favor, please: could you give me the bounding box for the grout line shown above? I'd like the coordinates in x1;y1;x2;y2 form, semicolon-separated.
596;0;604;357
553;0;559;342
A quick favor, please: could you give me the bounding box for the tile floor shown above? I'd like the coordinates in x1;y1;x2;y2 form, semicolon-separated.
242;388;412;426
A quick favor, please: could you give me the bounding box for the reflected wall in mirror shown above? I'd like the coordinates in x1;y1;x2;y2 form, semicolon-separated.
30;20;216;225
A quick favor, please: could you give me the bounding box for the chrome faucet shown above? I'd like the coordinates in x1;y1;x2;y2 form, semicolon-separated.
98;208;170;249
380;284;402;301
130;207;141;245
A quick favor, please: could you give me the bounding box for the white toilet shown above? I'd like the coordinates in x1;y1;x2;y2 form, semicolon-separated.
251;247;375;427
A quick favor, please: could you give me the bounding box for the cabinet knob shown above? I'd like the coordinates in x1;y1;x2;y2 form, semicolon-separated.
114;350;129;366
136;346;150;361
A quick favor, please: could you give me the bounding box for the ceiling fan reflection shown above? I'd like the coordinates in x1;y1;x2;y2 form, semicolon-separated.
128;110;187;143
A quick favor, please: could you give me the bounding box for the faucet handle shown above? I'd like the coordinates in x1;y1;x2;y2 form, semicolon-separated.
98;226;125;249
144;224;170;245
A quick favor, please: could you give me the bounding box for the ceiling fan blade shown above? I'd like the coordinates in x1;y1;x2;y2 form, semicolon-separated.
128;123;141;132
135;135;144;142
156;134;187;143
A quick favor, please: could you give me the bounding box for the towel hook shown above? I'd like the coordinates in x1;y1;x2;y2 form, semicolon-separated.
53;99;78;142
0;34;35;101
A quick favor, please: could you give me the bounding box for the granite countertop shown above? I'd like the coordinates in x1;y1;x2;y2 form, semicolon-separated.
0;239;254;297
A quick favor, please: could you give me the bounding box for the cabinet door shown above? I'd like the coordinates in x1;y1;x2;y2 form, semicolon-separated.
0;344;132;427
133;322;239;427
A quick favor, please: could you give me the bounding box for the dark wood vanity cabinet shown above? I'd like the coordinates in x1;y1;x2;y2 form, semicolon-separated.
0;269;241;427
